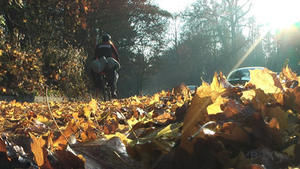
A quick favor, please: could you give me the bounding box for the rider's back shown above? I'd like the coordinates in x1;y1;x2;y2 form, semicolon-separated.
95;42;113;58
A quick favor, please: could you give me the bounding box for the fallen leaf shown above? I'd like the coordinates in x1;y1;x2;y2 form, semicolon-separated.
248;68;283;93
30;133;46;167
207;96;228;115
0;139;6;152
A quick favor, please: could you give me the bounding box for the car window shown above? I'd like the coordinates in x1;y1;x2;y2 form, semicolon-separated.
228;69;250;81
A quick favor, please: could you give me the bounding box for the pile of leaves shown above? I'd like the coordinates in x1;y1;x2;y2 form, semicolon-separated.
0;66;300;169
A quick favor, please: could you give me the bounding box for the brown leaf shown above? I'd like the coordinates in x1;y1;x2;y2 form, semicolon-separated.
0;139;6;153
295;144;300;163
180;95;211;153
265;106;288;130
53;150;85;169
218;122;250;144
180;73;225;153
41;148;54;169
223;99;244;118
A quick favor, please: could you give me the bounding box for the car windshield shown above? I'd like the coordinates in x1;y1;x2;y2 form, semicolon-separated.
228;69;250;81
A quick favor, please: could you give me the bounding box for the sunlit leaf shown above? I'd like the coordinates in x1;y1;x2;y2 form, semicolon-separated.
248;68;282;93
241;89;256;101
36;114;49;123
30;133;46;167
154;112;173;123
53;121;78;149
105;132;132;145
156;122;182;138
282;66;298;81
207;96;228;115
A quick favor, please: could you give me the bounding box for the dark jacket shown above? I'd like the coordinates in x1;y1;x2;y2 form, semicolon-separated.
95;41;119;62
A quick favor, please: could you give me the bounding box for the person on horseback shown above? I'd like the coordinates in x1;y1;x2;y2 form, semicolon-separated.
93;33;120;99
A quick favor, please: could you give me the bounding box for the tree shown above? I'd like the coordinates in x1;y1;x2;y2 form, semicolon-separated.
0;0;171;97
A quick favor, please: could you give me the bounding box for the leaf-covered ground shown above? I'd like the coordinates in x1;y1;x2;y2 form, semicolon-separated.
1;66;300;169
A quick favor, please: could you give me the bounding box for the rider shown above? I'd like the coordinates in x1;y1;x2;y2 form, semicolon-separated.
94;33;120;98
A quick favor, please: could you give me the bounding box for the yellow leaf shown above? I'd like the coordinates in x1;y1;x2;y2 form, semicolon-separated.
1;87;6;93
105;132;132;145
157;123;183;138
89;99;97;112
248;68;282;93
282;66;298;81
150;93;160;104
241;89;256;101
29;133;46;167
36;114;48;123
210;72;226;94
0;49;3;56
207;96;228;115
83;106;91;119
53;110;62;118
127;116;139;127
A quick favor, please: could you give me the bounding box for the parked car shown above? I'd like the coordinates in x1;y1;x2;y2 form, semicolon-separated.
187;85;198;94
226;67;265;86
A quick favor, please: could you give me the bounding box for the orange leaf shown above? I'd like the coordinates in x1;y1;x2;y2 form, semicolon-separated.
46;133;54;152
154;112;173;123
30;133;46;167
87;128;97;140
268;118;280;129
53;122;78;150
80;132;88;142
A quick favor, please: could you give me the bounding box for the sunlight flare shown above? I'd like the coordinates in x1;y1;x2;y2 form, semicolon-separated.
254;0;300;30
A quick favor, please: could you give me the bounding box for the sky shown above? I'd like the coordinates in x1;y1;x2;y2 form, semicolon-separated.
155;0;300;30
154;0;195;13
